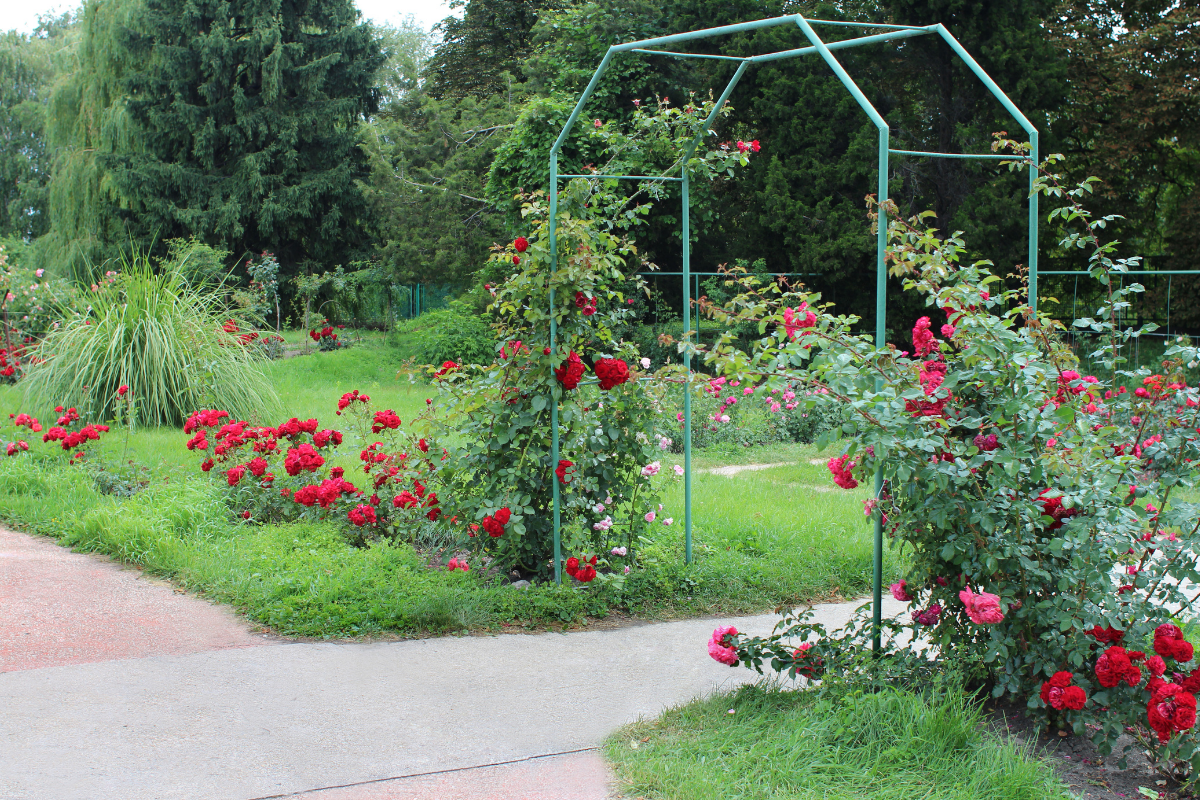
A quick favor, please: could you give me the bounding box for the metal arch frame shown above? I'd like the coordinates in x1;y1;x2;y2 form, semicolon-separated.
546;14;1040;652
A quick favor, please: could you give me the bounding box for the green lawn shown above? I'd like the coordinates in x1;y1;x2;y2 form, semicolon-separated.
606;684;1073;800
0;335;886;638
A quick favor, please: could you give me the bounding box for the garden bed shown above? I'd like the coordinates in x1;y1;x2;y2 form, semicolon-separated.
986;698;1187;800
0;338;892;640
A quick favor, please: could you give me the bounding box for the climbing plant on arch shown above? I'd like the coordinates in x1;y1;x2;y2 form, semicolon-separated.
545;14;1042;644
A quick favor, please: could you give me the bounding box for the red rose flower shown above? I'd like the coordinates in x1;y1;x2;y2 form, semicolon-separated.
594;358;630;391
1147;683;1198;743
1061;686;1087;710
554;351;586;390
1095;646;1141;688
1154;624;1195;662
226;466;245;486
565;557;580;577
1086;625;1125;645
481;515;504;537
494;507;511;525
555;459;574;484
792;643;824;679
575;564;597;582
348;504;377;527
514;237;529;253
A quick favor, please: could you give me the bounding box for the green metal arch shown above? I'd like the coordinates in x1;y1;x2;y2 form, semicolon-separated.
546;14;1040;651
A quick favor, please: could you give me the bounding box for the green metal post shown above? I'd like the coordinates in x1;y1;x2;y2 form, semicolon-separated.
682;169;693;563
873;128;888;655
794;13;891;653
550;153;562;584
1028;130;1039;313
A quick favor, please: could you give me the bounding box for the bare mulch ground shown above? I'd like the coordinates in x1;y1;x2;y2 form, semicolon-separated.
985;698;1192;800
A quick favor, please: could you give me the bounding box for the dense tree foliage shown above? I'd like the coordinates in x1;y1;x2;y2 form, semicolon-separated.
36;0;382;283
5;0;1194;332
427;0;559;99
0;15;75;241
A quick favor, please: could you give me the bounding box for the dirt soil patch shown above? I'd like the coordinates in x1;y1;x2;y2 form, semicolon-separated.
985;698;1190;799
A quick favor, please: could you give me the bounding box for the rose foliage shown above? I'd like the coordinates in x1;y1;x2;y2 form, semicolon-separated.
697;150;1200;777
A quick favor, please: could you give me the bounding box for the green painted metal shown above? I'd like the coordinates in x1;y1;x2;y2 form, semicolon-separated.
748;27;935;64
889;149;1013;160
1040;270;1200;275
932;25;1039;311
805;18;928;30
683;169;693;564
631;48;747;61
549;151;562;584
546;15;1041;631
558;173;684;181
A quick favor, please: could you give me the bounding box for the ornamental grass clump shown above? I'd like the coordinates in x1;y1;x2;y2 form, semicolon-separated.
22;253;278;425
698;145;1200;779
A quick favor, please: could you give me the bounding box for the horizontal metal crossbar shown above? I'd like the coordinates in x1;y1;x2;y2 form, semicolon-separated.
889;148;1018;160
750;26;936;62
633;27;937;67
1041;271;1200;276
643;271;824;276
805;18;931;30
556;173;683;181
629;49;746;61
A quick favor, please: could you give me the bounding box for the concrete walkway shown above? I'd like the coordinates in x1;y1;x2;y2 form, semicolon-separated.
0;527;904;800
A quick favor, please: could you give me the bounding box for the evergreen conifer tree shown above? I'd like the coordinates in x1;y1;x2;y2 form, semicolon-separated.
39;0;383;280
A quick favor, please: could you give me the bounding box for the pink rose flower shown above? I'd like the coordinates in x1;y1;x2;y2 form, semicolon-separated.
959;587;1004;624
708;626;739;666
890;580;913;602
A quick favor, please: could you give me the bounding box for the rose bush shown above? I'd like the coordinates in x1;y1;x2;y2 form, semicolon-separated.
697;149;1200;778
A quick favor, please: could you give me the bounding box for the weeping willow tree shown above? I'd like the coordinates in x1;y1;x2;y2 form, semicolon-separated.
22;248;279;426
34;0;144;280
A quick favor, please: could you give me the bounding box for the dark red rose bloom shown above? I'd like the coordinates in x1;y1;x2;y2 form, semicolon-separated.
565;557;580;577
482;515;504;537
555;459;574;484
348;504;377;527
247;457;268;477
1095;646;1140;688
1037;489;1078;530
1061;686;1087;710
1086;625;1125;645
1154;624;1195;662
1147;683;1198;743
575;564;597;582
792;643;824;679
514;237;529;253
494;507;511;525
594;358;630;391
1041;672;1077;710
554;351;585;390
226;466;245;486
371;410;402;433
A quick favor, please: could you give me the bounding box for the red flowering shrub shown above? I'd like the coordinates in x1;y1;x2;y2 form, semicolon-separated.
699;157;1200;776
309;320;345;351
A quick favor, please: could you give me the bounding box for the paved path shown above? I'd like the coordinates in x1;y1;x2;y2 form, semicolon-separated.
0;527;904;800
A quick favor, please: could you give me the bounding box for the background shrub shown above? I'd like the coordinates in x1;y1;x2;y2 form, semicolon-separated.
390;298;495;365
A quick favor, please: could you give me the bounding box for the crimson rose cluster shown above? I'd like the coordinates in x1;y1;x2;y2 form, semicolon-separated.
188;391;446;540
